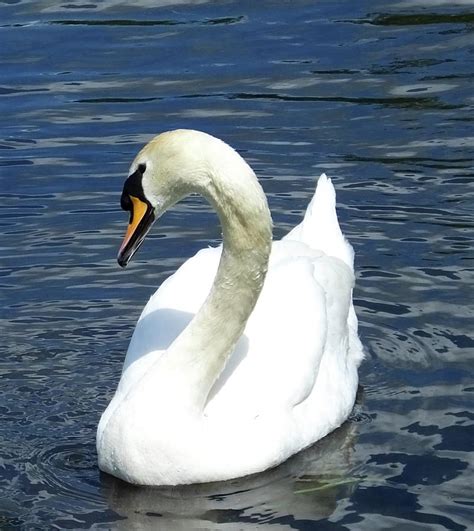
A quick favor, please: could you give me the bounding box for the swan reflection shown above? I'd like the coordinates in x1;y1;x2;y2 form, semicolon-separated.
101;420;359;529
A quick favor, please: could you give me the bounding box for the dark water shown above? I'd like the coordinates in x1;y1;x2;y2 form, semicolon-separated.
1;0;473;528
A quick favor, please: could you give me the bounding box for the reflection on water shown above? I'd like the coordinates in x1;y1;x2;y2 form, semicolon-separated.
1;0;473;529
103;422;359;529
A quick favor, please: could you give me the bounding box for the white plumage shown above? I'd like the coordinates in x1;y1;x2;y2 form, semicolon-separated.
97;130;363;486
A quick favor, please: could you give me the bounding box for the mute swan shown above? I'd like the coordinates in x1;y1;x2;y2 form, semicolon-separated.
97;129;363;486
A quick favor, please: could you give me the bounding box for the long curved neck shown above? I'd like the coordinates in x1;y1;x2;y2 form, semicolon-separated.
155;156;272;411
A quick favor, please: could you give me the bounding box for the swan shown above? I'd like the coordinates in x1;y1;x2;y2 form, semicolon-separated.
97;129;363;486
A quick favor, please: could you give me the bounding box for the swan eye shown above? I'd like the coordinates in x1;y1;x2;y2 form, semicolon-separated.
138;163;146;174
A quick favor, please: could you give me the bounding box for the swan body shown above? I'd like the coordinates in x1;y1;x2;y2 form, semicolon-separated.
97;130;363;486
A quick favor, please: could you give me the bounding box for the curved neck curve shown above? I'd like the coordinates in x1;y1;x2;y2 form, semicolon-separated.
152;152;272;411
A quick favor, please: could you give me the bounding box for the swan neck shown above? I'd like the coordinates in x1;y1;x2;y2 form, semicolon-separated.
160;159;272;410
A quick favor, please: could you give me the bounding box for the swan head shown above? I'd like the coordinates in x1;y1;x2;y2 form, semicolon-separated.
118;129;238;267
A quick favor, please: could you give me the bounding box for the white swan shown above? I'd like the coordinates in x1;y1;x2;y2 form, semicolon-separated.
97;129;363;486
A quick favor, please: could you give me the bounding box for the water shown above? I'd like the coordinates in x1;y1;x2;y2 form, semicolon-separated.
1;0;473;528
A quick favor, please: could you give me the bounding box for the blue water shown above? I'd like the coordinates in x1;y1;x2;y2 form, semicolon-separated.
1;0;473;529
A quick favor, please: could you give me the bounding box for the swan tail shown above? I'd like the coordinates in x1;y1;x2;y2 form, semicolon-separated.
284;173;354;270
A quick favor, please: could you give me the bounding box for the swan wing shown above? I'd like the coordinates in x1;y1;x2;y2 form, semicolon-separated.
205;246;355;420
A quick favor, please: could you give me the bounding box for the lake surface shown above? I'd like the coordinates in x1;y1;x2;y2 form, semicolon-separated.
1;0;473;528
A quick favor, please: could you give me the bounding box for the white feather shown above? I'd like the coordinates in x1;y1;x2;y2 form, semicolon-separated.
97;130;363;486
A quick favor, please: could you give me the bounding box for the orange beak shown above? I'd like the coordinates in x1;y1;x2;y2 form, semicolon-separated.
117;195;155;267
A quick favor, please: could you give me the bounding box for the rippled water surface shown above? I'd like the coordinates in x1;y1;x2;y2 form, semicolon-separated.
1;0;473;529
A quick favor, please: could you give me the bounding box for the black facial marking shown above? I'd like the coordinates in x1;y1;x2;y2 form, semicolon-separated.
121;164;148;215
120;193;132;222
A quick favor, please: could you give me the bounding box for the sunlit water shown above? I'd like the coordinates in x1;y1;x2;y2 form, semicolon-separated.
1;0;473;529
